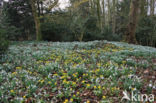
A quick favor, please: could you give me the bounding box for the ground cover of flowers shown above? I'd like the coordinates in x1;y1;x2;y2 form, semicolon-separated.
0;41;156;103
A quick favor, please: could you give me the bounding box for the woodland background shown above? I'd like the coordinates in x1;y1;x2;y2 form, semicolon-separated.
0;0;156;53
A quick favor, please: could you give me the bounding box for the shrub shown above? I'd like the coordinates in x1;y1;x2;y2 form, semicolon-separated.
100;26;121;41
41;21;73;42
136;16;156;47
0;25;9;56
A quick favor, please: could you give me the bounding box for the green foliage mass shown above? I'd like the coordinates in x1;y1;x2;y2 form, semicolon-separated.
136;16;156;46
0;25;9;55
1;0;156;47
0;41;156;102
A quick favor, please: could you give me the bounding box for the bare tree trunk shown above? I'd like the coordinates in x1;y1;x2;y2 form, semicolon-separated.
112;0;116;34
30;0;42;41
97;0;102;30
41;1;43;15
125;0;140;44
0;0;2;17
140;0;148;17
78;32;84;42
37;0;41;16
150;0;155;16
102;0;105;26
107;0;111;26
91;0;96;16
89;0;93;12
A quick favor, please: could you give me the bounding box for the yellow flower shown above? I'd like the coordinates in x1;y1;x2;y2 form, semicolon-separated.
63;79;67;83
23;95;26;99
61;76;65;79
55;82;57;85
48;81;51;84
103;96;106;99
77;92;80;95
94;86;97;89
16;67;22;70
97;63;101;67
10;90;14;93
86;100;90;103
73;63;77;68
81;80;85;83
70;98;73;102
63;99;68;103
72;82;76;85
111;87;117;91
38;80;41;82
96;69;100;72
66;81;69;84
73;74;76;77
12;72;17;75
112;49;117;52
122;61;126;64
41;80;44;83
83;74;86;76
98;86;101;89
28;71;32;74
45;61;51;64
86;84;90;87
131;88;135;91
54;73;58;76
73;95;76;97
63;73;67;76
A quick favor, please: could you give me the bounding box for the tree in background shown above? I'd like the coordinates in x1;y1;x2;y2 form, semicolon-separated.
30;0;42;41
1;0;155;47
140;0;148;17
3;0;34;40
69;0;90;41
30;0;59;41
0;0;9;58
102;0;105;26
136;0;156;46
96;0;102;30
112;0;117;34
125;0;140;43
150;0;155;17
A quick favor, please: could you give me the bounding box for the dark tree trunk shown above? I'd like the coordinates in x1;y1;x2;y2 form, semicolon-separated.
112;0;116;34
30;0;42;41
125;0;140;44
102;0;105;26
150;0;155;17
37;0;40;16
41;1;43;15
140;0;148;17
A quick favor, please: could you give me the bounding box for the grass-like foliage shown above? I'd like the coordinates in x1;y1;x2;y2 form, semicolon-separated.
0;41;156;103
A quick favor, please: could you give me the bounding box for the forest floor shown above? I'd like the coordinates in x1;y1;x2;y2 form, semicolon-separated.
0;41;156;103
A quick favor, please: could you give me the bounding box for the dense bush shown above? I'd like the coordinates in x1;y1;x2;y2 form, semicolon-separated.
101;26;121;41
41;15;121;42
136;16;156;47
3;0;35;41
83;16;101;41
41;22;74;41
0;25;9;55
41;12;74;42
